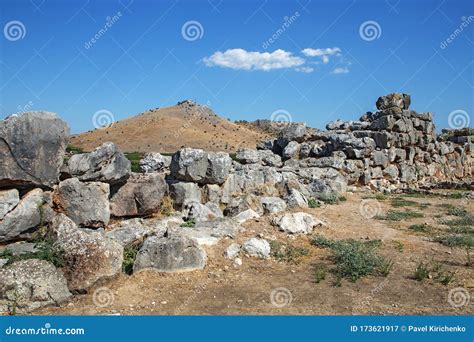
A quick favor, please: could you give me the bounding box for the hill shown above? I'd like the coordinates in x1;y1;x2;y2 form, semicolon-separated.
69;101;274;153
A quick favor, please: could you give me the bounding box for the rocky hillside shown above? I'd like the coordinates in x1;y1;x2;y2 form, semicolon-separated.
70;101;274;153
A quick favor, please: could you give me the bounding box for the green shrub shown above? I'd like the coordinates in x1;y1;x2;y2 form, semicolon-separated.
313;263;327;283
446;206;468;217
180;219;196;228
308;198;320;208
0;240;65;268
312;236;388;282
122;245;140;275
66;144;84;154
434;235;474;248
377;210;424;221
408;224;432;233
378;259;394;277
413;262;430;281
270;240;309;264
391;198;418;208
124;152;143;173
393;241;405;253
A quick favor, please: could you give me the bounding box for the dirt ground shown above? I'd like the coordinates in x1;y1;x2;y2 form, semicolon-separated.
36;191;473;316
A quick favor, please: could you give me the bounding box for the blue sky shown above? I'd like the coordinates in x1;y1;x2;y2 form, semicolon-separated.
0;0;472;133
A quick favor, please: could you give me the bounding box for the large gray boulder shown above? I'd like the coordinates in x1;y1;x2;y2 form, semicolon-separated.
65;142;131;184
376;93;411;111
170;148;231;184
49;214;123;291
206;152;233;184
0;259;72;313
0;188;46;242
53;178;110;228
110;173;167;217
273;212;324;234
224;194;264;217
0;189;19;219
133;235;206;273
242;238;270;258
169;218;241;246
182;201;223;223
139;152;172;173
260;196;287;214
170;148;208;182
0;112;69;188
169;181;202;209
235;148;260;164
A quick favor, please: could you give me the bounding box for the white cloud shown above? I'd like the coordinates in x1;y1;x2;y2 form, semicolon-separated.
203;48;304;71
301;47;341;57
295;66;314;73
332;67;350;74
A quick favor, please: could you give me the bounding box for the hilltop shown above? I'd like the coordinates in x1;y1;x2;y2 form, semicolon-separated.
69;101;274;153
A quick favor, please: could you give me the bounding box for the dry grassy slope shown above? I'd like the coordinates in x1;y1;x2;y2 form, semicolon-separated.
69;103;273;153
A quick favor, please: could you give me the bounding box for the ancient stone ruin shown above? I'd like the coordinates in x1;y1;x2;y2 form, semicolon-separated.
0;93;472;313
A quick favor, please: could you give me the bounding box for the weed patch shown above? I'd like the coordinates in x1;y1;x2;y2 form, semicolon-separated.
311;236;389;282
377;210;423;221
270;241;309;264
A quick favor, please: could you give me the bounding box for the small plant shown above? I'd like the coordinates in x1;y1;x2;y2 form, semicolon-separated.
313;263;327;283
375;193;388;201
270;240;309;264
122;244;140;275
0;240;65;268
318;193;339;204
391;198;418;208
308;198;320;209
180;219;196;228
441;215;474;226
448;192;463;199
378;259;394;277
436;270;455;286
408;223;432;233
446;206;468;217
413;262;430;281
434;235;473;248
124;152;143;173
312;236;388;282
377;210;423;221
338;196;347;202
393;241;404;253
160;195;174;216
66;144;84;154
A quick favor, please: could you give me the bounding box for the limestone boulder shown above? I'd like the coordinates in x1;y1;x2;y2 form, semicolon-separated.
133;235;206;273
0;259;72;313
0;112;69;188
53;178;110;228
49;214;123;291
65;142;130;184
110;173;167;217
